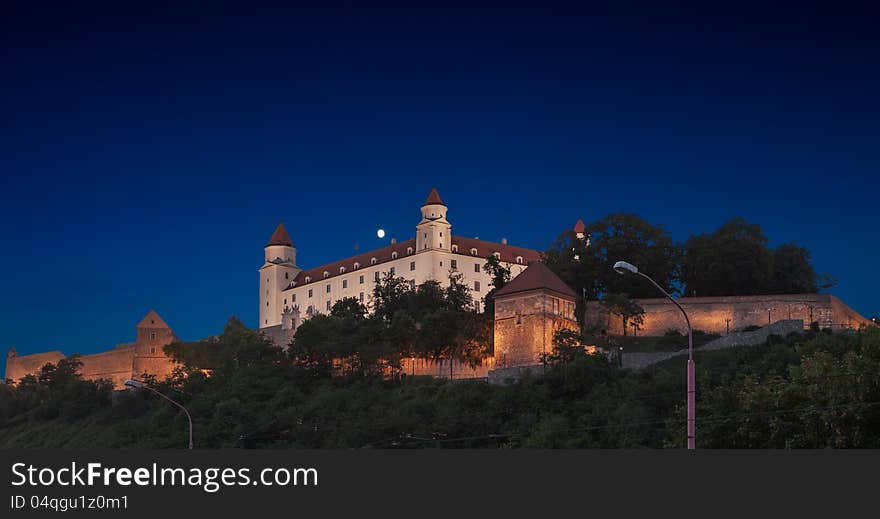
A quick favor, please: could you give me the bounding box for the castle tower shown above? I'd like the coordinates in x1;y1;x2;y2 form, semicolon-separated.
415;188;452;252
493;262;579;369
573;219;587;240
259;223;301;328
131;309;179;381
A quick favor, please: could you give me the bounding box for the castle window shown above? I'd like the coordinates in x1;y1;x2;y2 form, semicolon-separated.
451;259;457;270
474;281;481;291
516;312;522;325
323;271;329;278
284;299;287;305
392;251;398;259
308;289;313;298
407;247;413;255
375;271;380;282
343;279;348;289
389;267;395;275
451;244;458;252
359;292;364;302
371;257;377;265
150;347;156;354
150;332;156;341
340;266;346;274
474;263;480;273
470;248;478;256
307;305;314;316
440;232;443;237
516;256;523;264
410;261;415;271
266;301;269;306
354;262;360;269
326;300;331;311
292;294;296;302
409;279;416;289
305;276;311;283
326;284;331;293
359;275;364;284
285;272;289;279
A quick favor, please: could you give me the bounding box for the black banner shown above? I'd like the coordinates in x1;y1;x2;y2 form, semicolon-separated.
1;449;877;517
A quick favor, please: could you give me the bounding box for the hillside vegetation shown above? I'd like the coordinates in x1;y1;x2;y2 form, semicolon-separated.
2;319;877;449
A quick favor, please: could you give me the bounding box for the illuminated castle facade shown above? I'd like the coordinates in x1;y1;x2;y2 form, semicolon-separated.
259;188;543;347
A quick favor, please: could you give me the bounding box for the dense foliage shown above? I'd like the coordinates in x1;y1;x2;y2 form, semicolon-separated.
2;318;877;448
544;214;832;305
289;272;491;378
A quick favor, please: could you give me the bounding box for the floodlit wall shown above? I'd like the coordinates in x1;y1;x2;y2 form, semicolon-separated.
586;293;869;336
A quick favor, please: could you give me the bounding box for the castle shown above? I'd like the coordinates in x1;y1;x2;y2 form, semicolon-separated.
5;187;871;386
259;188;544;347
4;310;178;389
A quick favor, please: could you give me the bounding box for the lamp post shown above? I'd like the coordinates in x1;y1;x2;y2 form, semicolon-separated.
124;379;193;449
613;261;695;450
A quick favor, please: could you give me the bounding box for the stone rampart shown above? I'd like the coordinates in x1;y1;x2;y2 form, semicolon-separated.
586;293;868;336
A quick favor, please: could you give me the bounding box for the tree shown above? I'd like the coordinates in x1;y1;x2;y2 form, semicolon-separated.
540;329;587;365
545;213;680;311
770;244;819;294
600;293;645;336
682;218;773;296
482;254;512;316
330;297;367;320
682;219;830;297
370;272;413;322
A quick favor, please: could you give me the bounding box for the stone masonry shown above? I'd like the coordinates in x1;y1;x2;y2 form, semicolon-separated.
586;293;869;336
4;310;179;389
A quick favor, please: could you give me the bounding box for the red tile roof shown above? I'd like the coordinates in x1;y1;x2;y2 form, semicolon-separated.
573;219;586;233
291;238;418;288
267;223;293;247
424;187;444;205
494;261;576;299
451;236;542;265
288;236;543;288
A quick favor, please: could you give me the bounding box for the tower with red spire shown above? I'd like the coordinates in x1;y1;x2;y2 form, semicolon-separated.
259;223;301;328
416;187;451;253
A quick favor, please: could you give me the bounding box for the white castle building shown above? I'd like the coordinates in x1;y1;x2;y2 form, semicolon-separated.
259;188;542;346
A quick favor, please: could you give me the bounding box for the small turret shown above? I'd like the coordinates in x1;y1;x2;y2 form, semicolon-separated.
260;223;302;328
7;346;16;358
265;223;297;264
573;219;587;240
416;187;452;252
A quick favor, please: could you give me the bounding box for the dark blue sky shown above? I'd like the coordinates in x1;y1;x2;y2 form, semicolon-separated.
2;2;878;357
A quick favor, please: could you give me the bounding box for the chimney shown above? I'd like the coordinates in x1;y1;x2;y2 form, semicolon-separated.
391;238;397;244
501;237;508;245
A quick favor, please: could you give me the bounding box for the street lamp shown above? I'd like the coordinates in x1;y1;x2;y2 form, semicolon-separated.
124;379;193;449
613;260;695;450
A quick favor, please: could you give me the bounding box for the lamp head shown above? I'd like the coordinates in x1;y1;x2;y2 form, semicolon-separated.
613;261;639;275
124;379;145;389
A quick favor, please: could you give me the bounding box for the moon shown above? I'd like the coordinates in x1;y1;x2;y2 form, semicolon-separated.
377;228;386;239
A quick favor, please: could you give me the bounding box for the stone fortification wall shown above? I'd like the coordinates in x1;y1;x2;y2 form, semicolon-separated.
586;294;868;336
4;351;66;382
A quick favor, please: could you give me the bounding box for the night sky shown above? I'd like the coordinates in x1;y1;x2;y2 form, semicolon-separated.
2;2;878;358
